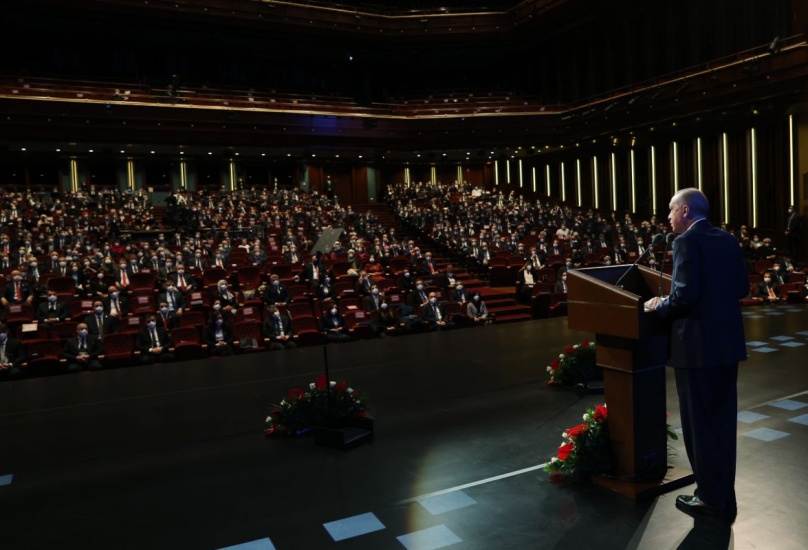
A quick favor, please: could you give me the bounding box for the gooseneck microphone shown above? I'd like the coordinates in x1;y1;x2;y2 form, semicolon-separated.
658;232;676;296
614;233;665;289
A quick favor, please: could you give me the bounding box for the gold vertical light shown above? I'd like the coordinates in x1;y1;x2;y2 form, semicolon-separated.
506;160;511;185
404;167;411;186
560;162;566;202
576;159;582;207
651;146;657;215
722;133;730;223
127;159;135;190
430;166;437;184
789;115;795;205
532;166;536;192
519;160;523;188
545;165;551;196
751;128;758;227
494;161;499;186
593;156;599;209
457;165;462;185
696;137;703;191
672;141;679;192
180;159;188;189
70;157;79;192
630;149;637;212
610;152;617;211
229;159;237;191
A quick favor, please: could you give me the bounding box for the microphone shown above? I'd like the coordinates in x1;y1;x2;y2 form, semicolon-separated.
658;233;676;296
614;233;664;289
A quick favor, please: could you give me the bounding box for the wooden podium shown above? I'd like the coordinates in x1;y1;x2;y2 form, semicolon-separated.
567;264;695;499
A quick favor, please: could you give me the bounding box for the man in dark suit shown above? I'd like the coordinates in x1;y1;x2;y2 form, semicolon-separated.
301;255;325;285
158;283;186;316
37;290;68;326
62;322;103;373
85;300;119;340
645;188;748;521
1;270;34;307
420;292;455;331
104;286;130;318
0;322;26;379
263;275;290;307
168;266;195;293
450;284;472;305
262;305;296;350
363;286;384;312
135;314;175;365
157;300;180;331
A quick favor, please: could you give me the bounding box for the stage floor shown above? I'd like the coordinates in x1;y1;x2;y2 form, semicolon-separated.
1;304;808;550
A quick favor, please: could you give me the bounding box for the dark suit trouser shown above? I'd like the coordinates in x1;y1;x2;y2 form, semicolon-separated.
675;364;738;512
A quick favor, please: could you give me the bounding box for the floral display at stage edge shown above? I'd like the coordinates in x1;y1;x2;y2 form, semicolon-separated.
264;375;369;436
546;340;597;387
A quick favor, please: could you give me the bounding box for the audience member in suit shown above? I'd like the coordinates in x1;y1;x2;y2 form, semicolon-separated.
85;300;118;339
645;188;748;520
169;266;195;293
212;279;238;315
114;261;133;293
158;282;186;315
354;271;373;297
554;272;569;294
262;305;296;350
104;286;130;318
157;300;180;331
37;290;68;326
315;277;335;304
204;313;235;357
189;251;209;271
62;322;103;373
421;253;439;277
756;274;780;303
321;306;350;342
515;262;537;304
248;245;266;266
466;291;492;325
407;280;430;310
1;270;34;307
363;286;385;312
89;271;111;299
283;246;302;265
770;263;787;286
301;256;326;285
450;284;472;305
70;263;88;294
376;302;404;337
0;323;25;379
263;275;289;307
397;270;416;293
135;314;176;365
421;292;455;331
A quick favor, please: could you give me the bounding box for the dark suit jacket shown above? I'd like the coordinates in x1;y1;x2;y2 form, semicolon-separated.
263;284;290;305
85;313;119;338
204;323;235;347
420;302;448;323
158;290;186;312
62;335;103;362
3;281;32;304
157;310;180;331
315;284;335;302
103;295;130;317
168;272;195;292
301;262;325;284
262;314;294;339
450;289;472;303
408;290;430;309
135;326;173;354
37;301;68;323
363;293;384;312
756;281;779;299
321;313;347;332
654;220;749;369
0;337;25;367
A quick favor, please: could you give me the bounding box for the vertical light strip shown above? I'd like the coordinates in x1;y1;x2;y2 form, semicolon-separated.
229;160;237;191
457;165;462;185
494;161;499;186
560;162;566;201
180;159;187;189
576;159;582;207
126;159;135;190
672;141;679;191
630;149;637;212
610;153;617;210
430;166;437;185
404;167;411;186
696;137;703;191
532;166;537;192
70;158;79;192
789;115;795;205
506;160;511;185
651;146;657;216
519;160;523;188
593;156;599;209
545;165;551;196
722;133;730;223
751;128;758;227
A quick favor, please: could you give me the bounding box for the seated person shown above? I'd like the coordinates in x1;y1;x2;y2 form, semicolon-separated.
321;306;350;342
375;302;405;337
104;285;130;318
2;270;34;306
554;272;569;294
434;265;458;290
262;305;296;350
283;245;302;265
364;255;384;275
158;281;186;316
85;300;119;340
421;252;439;277
214;280;240;313
169;265;195;293
135;314;175;365
0;323;25;379
315;276;335;304
89;271;111;299
362;285;384;312
37;290;68;326
157;300;180;331
450;283;472;304
420;292;455;331
466;291;492;325
205;312;235;357
354;271;373;297
397;270;415;293
263;274;289;307
757;274;780;303
407;280;431;310
62;322;103;373
515;262;537;303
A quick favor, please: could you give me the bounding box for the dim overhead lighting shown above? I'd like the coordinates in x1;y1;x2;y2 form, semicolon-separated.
120;150;125;154
55;148;61;152
21;147;26;151
89;149;94;153
261;153;266;157
150;151;155;154
208;152;213;155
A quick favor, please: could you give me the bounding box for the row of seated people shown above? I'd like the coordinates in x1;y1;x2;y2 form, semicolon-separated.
743;272;808;305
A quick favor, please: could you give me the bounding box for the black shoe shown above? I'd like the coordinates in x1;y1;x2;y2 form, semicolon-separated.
675;495;737;521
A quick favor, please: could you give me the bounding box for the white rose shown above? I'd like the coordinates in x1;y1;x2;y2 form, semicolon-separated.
346;388;354;394
573;344;579;349
330;381;336;388
551;457;559;463
583;414;590;421
546;366;552;373
356;399;361;404
281;399;287;406
265;416;273;423
559;354;565;359
562;432;568;439
309;383;316;390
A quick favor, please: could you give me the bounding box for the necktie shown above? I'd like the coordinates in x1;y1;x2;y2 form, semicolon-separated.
179;276;186;290
79;339;86;351
97;316;104;338
435;305;442;321
0;344;6;364
150;330;156;348
50;304;56;312
277;319;284;336
121;270;128;287
15;283;21;301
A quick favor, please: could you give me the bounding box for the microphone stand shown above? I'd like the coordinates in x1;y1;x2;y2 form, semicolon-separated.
614;234;664;289
658;233;676;296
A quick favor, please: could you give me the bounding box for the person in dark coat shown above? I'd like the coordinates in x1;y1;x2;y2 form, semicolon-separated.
37;290;68;326
204;313;235;356
62;322;104;373
262;305;296;350
0;322;26;379
135;314;175;365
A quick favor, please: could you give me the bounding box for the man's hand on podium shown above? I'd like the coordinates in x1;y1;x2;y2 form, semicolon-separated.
644;296;663;312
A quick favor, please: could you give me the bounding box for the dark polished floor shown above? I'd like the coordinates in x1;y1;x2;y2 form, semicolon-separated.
1;304;808;550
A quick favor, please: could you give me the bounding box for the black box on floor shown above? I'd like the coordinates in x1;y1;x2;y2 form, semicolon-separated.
314;416;374;450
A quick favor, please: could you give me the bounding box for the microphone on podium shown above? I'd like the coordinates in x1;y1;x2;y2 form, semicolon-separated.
658;232;676;296
614;233;665;289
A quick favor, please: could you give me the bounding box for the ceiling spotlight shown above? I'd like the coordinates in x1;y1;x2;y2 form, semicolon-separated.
628;96;639;105
768;35;782;54
89;149;94;153
208;152;213;155
21;147;26;151
604;101;618;112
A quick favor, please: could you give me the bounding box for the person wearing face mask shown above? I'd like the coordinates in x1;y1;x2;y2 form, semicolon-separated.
168;264;195;293
0;322;25;379
757;273;781;304
85;300;118;339
62;322;103;373
466;291;492;325
89;269;110;299
157;300;179;331
397;270;415;293
321;306;349;342
364;254;383;276
158;281;186;316
157;258;175;285
262;274;289;307
515;261;537;304
554;272;569;294
421;292;455;331
376;302;405;337
2;270;34;307
37;290;68;325
450;283;472;304
205;313;235;357
362;285;385;312
114;260;132;293
262;305;296;350
283;246;301;265
301;254;326;286
104;286;130;318
354;270;373;297
135;314;175;365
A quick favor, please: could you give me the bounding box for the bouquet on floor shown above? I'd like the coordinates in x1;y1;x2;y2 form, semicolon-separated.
264;375;368;436
546;340;597;387
544;404;611;480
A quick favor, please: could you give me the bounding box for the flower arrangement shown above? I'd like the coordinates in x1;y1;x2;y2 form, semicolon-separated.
264;374;368;436
544;404;611;480
546;340;597;386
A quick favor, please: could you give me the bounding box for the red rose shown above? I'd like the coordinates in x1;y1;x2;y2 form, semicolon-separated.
566;423;588;439
558;442;574;460
581;340;590;348
594;404;608;422
264;425;277;437
270;408;281;416
547;380;556;386
564;346;575;354
336;381;347;392
288;388;306;400
315;375;328;390
550;359;560;371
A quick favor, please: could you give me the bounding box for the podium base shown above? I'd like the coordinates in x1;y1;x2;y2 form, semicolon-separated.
591;465;695;500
